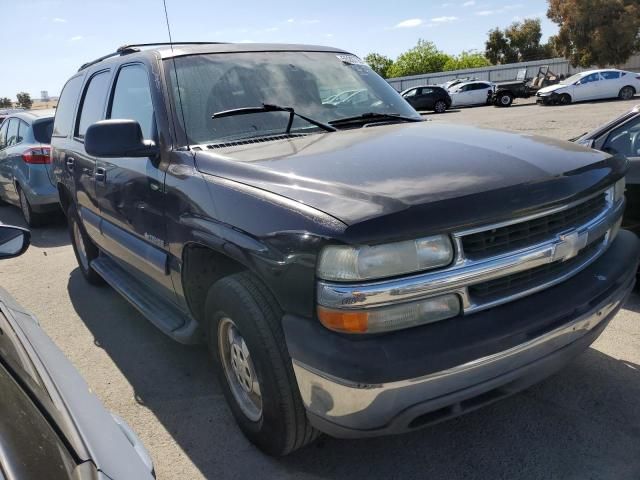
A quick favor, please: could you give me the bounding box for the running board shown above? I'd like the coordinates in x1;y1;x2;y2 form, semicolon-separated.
91;256;202;344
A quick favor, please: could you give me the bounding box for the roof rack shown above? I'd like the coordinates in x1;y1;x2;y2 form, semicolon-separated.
78;42;226;72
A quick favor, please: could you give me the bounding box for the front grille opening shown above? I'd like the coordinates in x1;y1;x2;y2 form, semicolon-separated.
468;238;603;301
462;193;607;259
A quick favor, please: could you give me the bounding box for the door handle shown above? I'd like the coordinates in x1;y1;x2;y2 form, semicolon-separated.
95;167;106;182
66;157;75;172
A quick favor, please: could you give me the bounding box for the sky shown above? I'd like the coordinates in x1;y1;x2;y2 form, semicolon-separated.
0;0;557;99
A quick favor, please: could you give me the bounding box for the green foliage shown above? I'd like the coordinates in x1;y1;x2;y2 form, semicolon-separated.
386;40;452;78
16;92;32;110
364;53;394;78
0;97;13;108
443;51;492;71
485;18;553;64
547;0;640;67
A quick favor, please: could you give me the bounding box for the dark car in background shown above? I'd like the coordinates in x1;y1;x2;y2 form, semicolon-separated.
401;85;451;113
574;104;640;231
0;110;59;226
0;224;154;479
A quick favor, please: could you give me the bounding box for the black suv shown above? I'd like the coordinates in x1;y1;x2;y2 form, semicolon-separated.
401;85;451;113
52;42;638;456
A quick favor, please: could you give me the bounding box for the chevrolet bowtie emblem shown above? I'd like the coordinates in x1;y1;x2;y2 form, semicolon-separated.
552;231;589;262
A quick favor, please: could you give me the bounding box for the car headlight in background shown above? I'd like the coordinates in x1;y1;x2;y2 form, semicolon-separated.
317;235;454;282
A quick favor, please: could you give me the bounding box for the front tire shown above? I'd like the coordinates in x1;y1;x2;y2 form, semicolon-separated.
619;86;635;101
205;272;318;456
559;93;572;105
68;205;103;285
496;93;513;107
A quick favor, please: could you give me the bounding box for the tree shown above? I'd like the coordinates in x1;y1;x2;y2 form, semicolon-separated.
485;18;551;64
443;50;492;71
387;40;453;78
364;53;394;78
547;0;640;67
16;92;32;110
0;97;12;108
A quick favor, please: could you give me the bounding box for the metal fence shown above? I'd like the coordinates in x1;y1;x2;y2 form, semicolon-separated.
386;54;640;91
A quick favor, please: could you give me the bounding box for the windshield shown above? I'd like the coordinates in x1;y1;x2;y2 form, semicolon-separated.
167;51;420;145
560;73;584;85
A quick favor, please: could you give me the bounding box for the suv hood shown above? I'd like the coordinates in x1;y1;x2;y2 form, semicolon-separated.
194;122;619;231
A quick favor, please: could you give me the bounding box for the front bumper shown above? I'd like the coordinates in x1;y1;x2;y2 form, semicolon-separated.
285;230;639;438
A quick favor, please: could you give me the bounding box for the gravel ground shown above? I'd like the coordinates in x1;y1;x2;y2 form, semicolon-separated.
2;96;640;480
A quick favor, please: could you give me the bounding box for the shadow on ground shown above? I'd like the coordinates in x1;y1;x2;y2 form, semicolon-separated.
66;266;640;479
0;205;68;248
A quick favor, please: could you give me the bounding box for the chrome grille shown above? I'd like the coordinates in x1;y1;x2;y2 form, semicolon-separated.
468;238;604;301
462;193;607;259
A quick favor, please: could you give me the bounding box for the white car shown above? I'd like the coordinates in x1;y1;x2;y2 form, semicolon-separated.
536;69;640;105
448;81;493;107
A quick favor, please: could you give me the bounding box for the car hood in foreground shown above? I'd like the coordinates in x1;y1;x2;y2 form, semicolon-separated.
195;122;622;239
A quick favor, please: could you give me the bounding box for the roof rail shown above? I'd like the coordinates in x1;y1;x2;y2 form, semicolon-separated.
78;46;140;72
77;42;227;72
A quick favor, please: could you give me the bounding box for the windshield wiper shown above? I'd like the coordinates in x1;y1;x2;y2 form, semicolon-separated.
329;112;423;127
211;104;336;134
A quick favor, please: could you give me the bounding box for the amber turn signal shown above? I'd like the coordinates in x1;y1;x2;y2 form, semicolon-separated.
317;306;369;333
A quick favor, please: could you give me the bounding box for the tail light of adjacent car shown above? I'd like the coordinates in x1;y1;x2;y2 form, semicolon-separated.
22;146;51;164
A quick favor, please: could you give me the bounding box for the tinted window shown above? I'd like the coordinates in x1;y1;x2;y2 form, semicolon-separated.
109;65;155;139
603;116;640;157
403;89;417;97
76;71;110;138
601;71;620;80
17;120;29;143
0;121;8;148
52;76;83;138
581;73;600;84
6;119;19;146
33;119;54;144
422;88;434;95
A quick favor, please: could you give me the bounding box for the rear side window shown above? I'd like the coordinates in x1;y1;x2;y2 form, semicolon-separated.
52;76;83;138
109;65;155;140
0;121;8;148
76;71;111;138
33;119;54;144
601;71;620;80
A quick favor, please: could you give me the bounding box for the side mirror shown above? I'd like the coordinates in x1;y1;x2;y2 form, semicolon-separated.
0;226;30;259
85;120;159;158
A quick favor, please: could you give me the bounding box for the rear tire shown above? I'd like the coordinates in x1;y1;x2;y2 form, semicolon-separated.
68;205;104;285
559;94;572;105
496;93;513;107
433;100;447;113
619;86;635;101
205;272;318;456
18;186;44;227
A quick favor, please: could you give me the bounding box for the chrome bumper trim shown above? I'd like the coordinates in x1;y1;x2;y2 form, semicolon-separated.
295;274;631;431
317;193;623;313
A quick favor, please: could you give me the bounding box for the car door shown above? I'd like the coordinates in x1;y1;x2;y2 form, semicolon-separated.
451;84;473;106
95;62;174;300
472;83;492;105
402;88;418;108
68;71;112;241
600;71;622;97
417;88;436;110
0;118;22;204
573;73;601;101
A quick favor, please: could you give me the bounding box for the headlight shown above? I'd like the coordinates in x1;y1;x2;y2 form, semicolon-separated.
317;235;454;281
317;294;461;334
613;177;625;203
537;91;553;96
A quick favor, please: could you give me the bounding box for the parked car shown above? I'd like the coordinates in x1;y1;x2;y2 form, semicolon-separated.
0;110;59;226
536;69;640;105
574;104;640;232
53;42;638;456
401;85;451;113
441;77;477;91
448;80;494;107
0;224;154;479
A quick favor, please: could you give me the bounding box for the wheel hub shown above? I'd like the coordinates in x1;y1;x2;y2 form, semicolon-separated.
219;318;262;421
